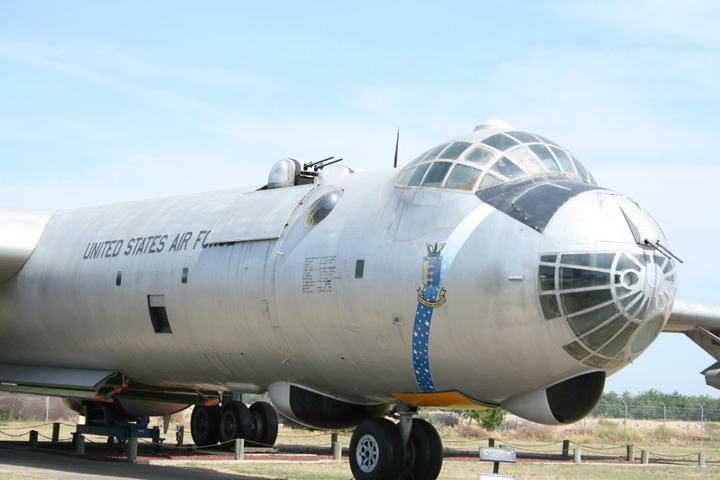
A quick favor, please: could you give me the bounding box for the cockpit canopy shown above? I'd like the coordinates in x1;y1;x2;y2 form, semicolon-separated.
396;120;597;192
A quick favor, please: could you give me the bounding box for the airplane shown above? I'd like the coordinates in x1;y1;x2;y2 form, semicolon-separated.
1;118;719;480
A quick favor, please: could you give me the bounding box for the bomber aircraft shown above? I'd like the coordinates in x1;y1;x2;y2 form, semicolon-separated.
1;119;719;480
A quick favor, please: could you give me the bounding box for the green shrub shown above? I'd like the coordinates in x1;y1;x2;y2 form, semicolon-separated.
0;406;21;422
466;408;506;431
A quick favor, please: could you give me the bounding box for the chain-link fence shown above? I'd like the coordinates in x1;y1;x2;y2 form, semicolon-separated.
593;403;720;422
589;403;720;441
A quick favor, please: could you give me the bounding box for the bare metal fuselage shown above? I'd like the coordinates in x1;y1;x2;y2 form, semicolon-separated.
0;124;678;425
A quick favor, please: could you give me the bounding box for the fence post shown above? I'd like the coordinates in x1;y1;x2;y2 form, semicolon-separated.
661;402;666;436
333;435;342;461
641;450;649;465
235;438;244;460
698;404;704;442
626;444;634;462
488;438;495;447
562;440;570;457
622;401;628;432
699;452;705;467
52;423;60;443
176;425;184;446
28;430;38;448
573;448;581;464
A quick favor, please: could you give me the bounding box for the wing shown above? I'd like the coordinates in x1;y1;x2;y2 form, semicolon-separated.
664;298;720;389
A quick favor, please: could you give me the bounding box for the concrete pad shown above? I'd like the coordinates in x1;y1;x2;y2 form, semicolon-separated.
0;445;269;480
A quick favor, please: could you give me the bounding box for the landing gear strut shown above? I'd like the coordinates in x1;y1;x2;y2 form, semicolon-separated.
349;408;443;480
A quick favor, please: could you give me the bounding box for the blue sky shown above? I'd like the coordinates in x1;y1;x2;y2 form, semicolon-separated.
1;1;719;397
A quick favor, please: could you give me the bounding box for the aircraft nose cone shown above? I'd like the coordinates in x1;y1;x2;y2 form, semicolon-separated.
642;263;665;295
539;190;678;371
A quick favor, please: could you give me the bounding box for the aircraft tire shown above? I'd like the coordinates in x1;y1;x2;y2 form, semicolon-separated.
401;418;443;480
350;418;405;480
247;401;279;447
218;401;252;448
190;405;220;447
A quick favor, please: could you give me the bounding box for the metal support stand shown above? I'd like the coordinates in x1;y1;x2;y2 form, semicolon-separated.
72;401;164;455
128;437;138;462
73;433;85;455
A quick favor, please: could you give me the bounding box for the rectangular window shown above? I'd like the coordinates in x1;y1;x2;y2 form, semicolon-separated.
148;295;172;334
355;259;365;279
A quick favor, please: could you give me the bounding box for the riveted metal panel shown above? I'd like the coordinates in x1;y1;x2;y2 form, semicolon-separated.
0;364;116;389
206;185;314;244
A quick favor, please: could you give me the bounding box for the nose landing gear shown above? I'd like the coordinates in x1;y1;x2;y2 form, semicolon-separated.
350;418;405;480
349;408;443;480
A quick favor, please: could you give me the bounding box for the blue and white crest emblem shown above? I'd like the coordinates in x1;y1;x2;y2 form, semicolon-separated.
412;243;447;392
418;243;446;308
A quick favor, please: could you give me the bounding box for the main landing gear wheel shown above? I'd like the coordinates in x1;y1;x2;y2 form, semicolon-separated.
247;401;279;447
350;418;405;480
401;418;443;480
190;405;220;447
218;401;252;448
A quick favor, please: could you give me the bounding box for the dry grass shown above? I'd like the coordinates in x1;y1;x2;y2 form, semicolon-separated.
441;414;719;447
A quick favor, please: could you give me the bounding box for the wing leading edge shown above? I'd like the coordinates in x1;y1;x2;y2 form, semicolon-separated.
664;299;720;389
0;207;52;284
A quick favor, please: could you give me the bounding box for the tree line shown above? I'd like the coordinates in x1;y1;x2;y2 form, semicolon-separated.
592;389;720;421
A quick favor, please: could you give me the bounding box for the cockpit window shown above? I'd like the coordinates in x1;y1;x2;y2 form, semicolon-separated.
422;161;453;187
482;133;519;151
550;146;575;174
445;164;481;190
504;130;540;143
572;154;591;183
490;157;526;180
439;141;472;160
465;146;495;165
479;174;502;189
407;163;431;186
529;144;561;172
405;143;450;169
505;146;546;175
396;129;596;192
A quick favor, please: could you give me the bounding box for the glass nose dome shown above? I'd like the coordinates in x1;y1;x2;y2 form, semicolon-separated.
538;250;676;370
